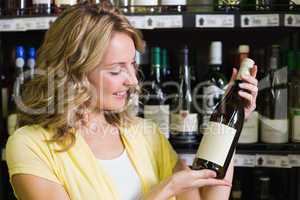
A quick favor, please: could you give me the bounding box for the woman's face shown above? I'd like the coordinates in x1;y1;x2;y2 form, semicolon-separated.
87;32;138;112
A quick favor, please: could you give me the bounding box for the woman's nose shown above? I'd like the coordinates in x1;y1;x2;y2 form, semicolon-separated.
125;68;138;87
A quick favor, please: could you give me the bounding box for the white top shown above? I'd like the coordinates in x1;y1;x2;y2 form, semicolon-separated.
98;150;142;200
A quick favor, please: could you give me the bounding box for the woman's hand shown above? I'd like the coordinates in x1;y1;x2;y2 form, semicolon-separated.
228;65;258;119
168;169;231;196
143;167;231;200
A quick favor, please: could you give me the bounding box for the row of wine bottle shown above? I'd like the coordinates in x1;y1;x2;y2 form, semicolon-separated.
0;0;299;16
136;42;300;145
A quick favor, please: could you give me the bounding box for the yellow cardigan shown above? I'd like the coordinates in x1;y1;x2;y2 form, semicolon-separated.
6;118;178;200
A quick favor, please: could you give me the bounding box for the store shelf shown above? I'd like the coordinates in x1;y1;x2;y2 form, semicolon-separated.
175;143;300;168
0;12;299;31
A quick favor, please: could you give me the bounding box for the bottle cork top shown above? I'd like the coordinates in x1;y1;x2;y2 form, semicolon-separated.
237;58;255;80
238;45;250;54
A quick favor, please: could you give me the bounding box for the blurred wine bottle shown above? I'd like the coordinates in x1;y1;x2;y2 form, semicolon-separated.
161;0;187;13
31;0;52;15
289;51;300;142
260;45;288;144
170;46;199;148
143;47;170;138
130;0;159;13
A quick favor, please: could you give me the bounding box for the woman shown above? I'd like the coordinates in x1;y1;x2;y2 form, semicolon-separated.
5;2;258;200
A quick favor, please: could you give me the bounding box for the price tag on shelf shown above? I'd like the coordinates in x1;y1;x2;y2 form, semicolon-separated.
178;153;195;166
234;154;256;167
22;18;37;30
14;19;27;31
0;19;16;31
195;14;234;28
127;16;155;29
288;155;300;167
241;14;279;28
153;15;183;28
284;14;300;27
256;154;291;168
35;17;57;30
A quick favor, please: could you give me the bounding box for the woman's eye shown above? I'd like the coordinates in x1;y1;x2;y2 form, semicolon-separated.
110;70;122;75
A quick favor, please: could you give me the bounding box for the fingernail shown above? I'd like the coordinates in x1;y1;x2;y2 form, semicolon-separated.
210;171;217;177
239;83;243;88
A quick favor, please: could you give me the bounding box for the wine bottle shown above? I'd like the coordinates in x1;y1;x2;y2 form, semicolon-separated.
201;41;227;132
130;0;159;13
7;46;25;136
161;48;172;83
260;45;288;144
27;47;36;80
170;46;199;148
237;45;259;144
237;45;250;68
192;58;254;179
6;0;28;16
161;0;187;13
118;0;130;13
54;0;77;14
290;51;300;142
32;0;52;15
187;0;214;12
143;47;170;138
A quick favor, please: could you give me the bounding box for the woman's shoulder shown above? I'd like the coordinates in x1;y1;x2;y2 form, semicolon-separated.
6;124;53;148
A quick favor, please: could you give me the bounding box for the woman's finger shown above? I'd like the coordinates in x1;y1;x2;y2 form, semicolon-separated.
238;91;254;104
250;65;258;78
193;178;232;188
190;169;217;179
241;75;258;86
239;83;258;95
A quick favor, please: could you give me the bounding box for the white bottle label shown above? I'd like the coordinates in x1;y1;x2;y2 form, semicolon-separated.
260;116;288;143
55;0;77;5
161;0;187;5
238;111;258;143
196;121;236;166
144;105;170;138
131;0;158;6
170;112;198;133
33;0;51;4
292;109;300;142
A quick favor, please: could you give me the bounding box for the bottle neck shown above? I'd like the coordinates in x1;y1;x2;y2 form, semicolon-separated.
151;66;161;84
179;53;192;111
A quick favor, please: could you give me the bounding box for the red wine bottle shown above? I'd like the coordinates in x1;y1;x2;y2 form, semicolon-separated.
192;58;255;179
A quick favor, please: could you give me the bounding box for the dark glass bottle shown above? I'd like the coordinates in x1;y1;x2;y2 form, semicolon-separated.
6;0;27;16
143;47;170;138
260;45;288;144
27;47;36;80
192;58;254;179
201;41;227;133
54;0;76;14
130;0;159;13
290;51;300;142
170;46;199;148
7;46;25;136
31;0;52;15
161;0;187;13
161;48;172;83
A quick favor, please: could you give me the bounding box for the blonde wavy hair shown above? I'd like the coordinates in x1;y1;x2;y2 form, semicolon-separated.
18;1;144;151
